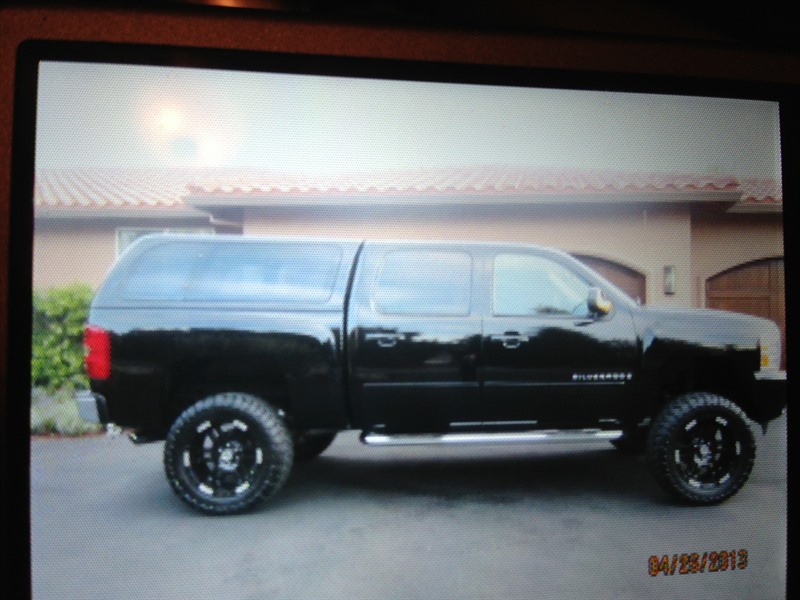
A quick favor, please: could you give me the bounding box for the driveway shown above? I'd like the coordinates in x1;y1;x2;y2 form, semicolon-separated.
30;415;787;599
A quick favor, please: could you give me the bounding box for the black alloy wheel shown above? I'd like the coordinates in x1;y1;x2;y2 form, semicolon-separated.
646;392;755;504
164;393;293;515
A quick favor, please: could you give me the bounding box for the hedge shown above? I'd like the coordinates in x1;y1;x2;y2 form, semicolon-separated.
31;283;94;392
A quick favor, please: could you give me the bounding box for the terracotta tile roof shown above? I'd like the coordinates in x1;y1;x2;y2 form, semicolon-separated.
35;169;192;209
738;178;784;205
185;168;742;197
34;167;782;211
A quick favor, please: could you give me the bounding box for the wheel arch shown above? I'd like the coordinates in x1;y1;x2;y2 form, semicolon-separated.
165;364;292;434
653;353;759;422
695;358;758;422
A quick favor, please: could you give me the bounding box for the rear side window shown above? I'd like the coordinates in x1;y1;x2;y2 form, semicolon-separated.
122;240;342;305
121;242;205;301
373;250;472;315
187;243;341;304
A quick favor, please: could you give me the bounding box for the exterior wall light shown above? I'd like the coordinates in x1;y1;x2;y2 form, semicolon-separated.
664;265;676;295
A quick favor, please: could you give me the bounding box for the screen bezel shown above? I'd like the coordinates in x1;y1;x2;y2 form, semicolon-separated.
7;36;796;598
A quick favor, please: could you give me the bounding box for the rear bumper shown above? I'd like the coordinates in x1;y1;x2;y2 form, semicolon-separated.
74;390;110;424
752;369;787;423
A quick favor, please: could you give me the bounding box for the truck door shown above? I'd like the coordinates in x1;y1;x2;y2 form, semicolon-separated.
481;251;639;427
348;245;481;432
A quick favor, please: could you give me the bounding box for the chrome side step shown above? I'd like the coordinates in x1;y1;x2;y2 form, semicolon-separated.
360;429;623;447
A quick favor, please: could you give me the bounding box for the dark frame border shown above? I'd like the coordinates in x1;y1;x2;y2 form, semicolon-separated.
8;37;796;599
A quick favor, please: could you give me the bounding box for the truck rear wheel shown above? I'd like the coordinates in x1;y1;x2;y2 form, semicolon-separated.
646;392;755;504
164;393;293;515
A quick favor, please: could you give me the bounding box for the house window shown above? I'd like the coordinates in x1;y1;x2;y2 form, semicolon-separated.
115;228;213;257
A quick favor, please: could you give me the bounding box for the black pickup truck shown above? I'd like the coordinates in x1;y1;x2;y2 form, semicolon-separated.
77;234;786;514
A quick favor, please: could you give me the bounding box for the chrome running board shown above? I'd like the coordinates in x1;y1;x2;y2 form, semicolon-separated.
360;429;623;446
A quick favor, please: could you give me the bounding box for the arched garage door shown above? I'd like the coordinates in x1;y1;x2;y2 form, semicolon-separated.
706;258;785;369
574;255;646;304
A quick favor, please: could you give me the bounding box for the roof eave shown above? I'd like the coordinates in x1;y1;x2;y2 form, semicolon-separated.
185;189;744;210
34;206;211;220
726;201;783;214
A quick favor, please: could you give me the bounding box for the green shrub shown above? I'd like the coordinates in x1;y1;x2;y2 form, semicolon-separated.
31;283;94;393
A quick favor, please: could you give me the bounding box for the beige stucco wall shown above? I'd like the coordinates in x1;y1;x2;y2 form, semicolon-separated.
33;207;783;307
691;214;785;305
243;204;695;307
33;217;215;289
33;221;117;290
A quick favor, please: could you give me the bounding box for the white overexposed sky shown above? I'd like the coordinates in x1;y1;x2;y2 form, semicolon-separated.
36;61;782;179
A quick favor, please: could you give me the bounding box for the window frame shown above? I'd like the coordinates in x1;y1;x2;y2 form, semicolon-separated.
115;227;214;258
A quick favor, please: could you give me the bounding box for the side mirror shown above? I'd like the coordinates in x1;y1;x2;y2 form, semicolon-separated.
588;287;612;316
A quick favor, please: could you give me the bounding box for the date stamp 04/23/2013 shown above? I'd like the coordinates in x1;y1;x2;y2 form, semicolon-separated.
648;550;748;576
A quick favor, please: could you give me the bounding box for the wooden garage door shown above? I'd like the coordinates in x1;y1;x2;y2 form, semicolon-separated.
706;258;785;369
574;255;646;304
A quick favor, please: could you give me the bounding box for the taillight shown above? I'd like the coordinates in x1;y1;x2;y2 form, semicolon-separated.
85;326;111;380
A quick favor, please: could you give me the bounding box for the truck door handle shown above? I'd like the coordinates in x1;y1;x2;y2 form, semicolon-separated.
490;333;529;349
365;332;402;348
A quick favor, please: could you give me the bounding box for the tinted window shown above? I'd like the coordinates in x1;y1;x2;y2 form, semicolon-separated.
123;241;342;304
122;242;205;301
188;243;341;304
374;250;472;315
494;253;590;317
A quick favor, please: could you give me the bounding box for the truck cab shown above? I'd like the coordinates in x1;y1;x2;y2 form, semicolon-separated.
346;241;641;434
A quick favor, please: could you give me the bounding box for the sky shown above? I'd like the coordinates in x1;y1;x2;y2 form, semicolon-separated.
35;61;782;180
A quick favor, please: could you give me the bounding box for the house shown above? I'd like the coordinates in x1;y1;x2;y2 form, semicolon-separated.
33;166;785;365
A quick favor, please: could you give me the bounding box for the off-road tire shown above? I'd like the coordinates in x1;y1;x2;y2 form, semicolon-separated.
293;431;337;461
646;392;755;504
164;393;293;515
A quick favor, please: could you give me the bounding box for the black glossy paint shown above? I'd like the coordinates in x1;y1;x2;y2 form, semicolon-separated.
87;236;786;437
482;317;639;426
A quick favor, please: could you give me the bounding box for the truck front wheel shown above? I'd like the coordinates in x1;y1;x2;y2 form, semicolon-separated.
164;393;293;515
646;392;755;504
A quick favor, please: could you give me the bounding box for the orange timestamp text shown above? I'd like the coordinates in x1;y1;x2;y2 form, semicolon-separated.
648;550;748;576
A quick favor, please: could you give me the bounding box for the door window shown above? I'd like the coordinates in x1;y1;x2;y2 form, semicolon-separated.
493;253;590;317
374;250;472;316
